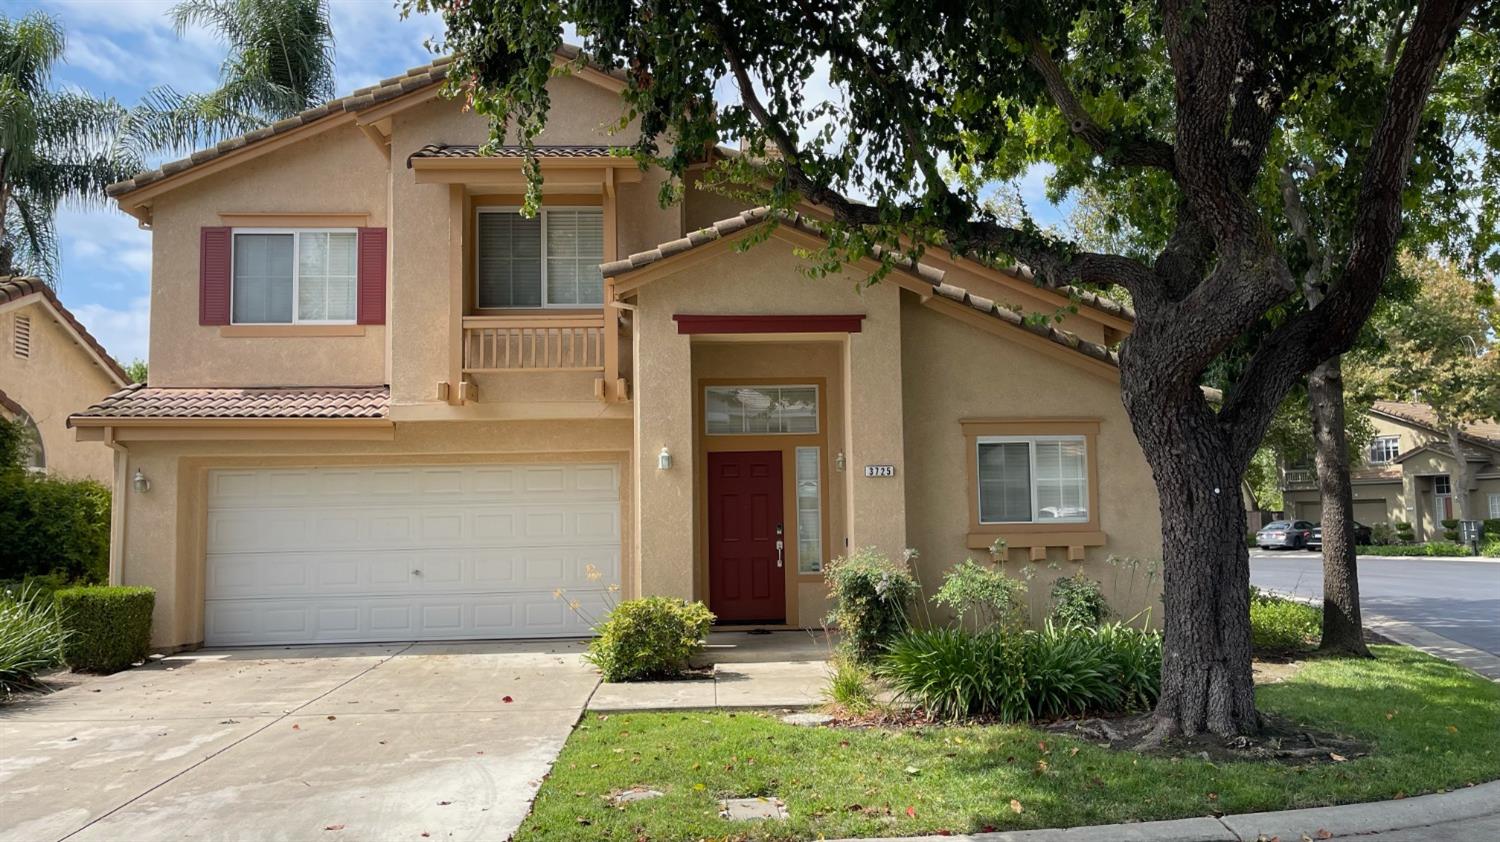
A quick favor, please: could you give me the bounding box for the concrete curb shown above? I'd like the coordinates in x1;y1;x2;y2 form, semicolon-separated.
826;780;1500;842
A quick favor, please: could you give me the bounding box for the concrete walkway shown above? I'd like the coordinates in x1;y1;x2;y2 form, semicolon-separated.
0;640;598;842
590;630;833;710
828;779;1500;841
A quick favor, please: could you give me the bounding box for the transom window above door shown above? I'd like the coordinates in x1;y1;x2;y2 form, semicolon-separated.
232;230;358;324
705;385;819;435
477;208;604;308
977;436;1090;523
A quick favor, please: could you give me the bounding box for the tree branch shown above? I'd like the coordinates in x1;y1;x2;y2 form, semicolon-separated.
1026;40;1177;174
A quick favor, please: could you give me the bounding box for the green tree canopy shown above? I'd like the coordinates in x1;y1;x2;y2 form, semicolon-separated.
0;12;140;280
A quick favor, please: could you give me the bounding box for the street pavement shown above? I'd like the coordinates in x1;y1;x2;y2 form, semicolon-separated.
1249;551;1500;657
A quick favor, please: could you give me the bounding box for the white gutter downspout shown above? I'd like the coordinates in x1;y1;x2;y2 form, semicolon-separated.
104;426;128;586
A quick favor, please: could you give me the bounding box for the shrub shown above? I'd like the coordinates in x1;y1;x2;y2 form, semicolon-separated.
1369;522;1399;546
931;559;1026;630
585;597;713;682
1483;518;1500;538
1248;587;1320;655
823;656;880;716
1393;521;1415;543
1356;542;1470;557
824;548;917;662
54;587;155;673
0;584;68;696
1049;573;1108;628
877;622;1161;722
0;458;110;585
1441;518;1460;542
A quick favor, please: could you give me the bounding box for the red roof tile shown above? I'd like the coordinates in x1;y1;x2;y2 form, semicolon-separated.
68;385;389;425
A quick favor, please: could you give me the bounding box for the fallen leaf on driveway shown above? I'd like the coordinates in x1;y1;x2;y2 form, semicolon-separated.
326;716;336;721
1315;830;1333;840
292;724;301;731
1010;799;1023;814
322;825;344;832
437;801;451;806
502;696;514;703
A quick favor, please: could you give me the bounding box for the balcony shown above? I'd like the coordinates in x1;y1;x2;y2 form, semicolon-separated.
1282;468;1316;490
462;314;606;373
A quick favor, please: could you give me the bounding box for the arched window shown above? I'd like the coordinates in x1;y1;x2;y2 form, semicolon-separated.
19;413;44;472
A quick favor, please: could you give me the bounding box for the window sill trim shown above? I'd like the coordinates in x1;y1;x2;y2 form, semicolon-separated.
966;530;1106;550
220;325;367;338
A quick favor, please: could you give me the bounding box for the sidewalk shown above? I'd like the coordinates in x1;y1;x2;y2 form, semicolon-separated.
588;630;831;711
827;780;1500;841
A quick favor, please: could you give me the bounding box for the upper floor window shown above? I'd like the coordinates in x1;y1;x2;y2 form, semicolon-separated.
477;208;604;309
232;230;357;324
977;436;1090;524
1433;475;1452;495
1367;435;1400;464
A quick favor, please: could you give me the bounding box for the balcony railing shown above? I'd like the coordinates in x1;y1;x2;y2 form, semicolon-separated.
1282;468;1316;490
462;315;606;372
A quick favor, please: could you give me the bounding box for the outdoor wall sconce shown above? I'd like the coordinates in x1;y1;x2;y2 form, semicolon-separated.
834;451;846;472
658;446;673;471
132;469;151;493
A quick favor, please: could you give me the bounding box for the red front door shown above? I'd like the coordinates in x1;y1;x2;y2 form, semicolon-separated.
707;450;786;623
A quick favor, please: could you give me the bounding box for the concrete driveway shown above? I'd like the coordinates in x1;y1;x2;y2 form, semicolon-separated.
0;640;599;842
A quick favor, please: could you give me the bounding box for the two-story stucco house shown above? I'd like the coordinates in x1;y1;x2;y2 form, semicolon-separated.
70;54;1163;651
2;276;130;483
1282;400;1500;539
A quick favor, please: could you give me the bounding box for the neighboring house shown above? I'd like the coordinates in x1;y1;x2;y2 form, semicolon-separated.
71;54;1161;652
1;277;130;483
1282;400;1500;539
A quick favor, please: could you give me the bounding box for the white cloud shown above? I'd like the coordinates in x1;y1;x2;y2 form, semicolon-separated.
72;296;151;365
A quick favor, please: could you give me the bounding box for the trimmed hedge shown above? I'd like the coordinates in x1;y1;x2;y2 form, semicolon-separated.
1356;542;1470;557
54;587;155;673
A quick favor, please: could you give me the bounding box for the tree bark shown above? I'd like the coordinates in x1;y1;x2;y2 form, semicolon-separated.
1308;357;1371;657
1446;425;1472;525
1123;380;1260;739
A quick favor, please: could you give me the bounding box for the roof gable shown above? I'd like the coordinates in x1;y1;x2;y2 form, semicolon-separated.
0;277;130;388
1372;400;1500;451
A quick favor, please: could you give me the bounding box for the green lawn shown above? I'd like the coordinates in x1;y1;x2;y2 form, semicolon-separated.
515;646;1499;841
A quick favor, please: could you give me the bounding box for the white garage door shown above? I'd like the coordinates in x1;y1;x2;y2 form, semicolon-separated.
204;464;620;646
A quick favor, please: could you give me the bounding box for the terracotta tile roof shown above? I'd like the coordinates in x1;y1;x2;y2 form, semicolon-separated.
69;384;390;424
1373;400;1500;449
407;144;618;164
108;46;632;199
0;276;130;386
601;208;1123;368
106;57;455;197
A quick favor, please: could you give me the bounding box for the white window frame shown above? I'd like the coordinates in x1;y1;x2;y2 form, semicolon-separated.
794;446;824;574
1367;435;1400;464
704;384;821;436
976;434;1091;525
474;206;605;310
230;228;359;326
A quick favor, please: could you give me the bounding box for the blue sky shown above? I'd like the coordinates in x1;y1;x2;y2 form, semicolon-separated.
25;0;1067;366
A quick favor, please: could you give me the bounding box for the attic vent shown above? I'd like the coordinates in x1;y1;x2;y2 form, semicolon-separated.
13;314;31;359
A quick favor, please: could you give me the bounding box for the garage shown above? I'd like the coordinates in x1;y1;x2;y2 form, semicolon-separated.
203;463;620;646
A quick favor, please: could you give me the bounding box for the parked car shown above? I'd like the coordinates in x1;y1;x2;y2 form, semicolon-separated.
1256;520;1317;550
1307;521;1373;549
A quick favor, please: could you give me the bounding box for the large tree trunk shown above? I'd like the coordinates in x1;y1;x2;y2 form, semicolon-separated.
1445;425;1473;526
1124;384;1260;739
1308;357;1371;657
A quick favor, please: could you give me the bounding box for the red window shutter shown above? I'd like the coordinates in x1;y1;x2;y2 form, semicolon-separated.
357;227;387;325
199;226;231;325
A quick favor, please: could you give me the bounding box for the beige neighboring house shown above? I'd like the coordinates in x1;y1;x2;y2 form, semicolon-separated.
1;276;130;483
1282;400;1500;539
71;54;1164;652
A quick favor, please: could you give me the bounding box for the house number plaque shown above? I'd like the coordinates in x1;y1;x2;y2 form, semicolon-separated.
864;465;896;478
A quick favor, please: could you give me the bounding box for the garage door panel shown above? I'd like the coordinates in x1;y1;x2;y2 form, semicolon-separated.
205;590;607;646
205;463;620;645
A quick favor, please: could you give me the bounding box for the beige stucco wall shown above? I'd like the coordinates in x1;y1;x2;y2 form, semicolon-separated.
899;295;1163;625
146;123;389;388
631;237;909;619
0;303;120;483
113;418;632;649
